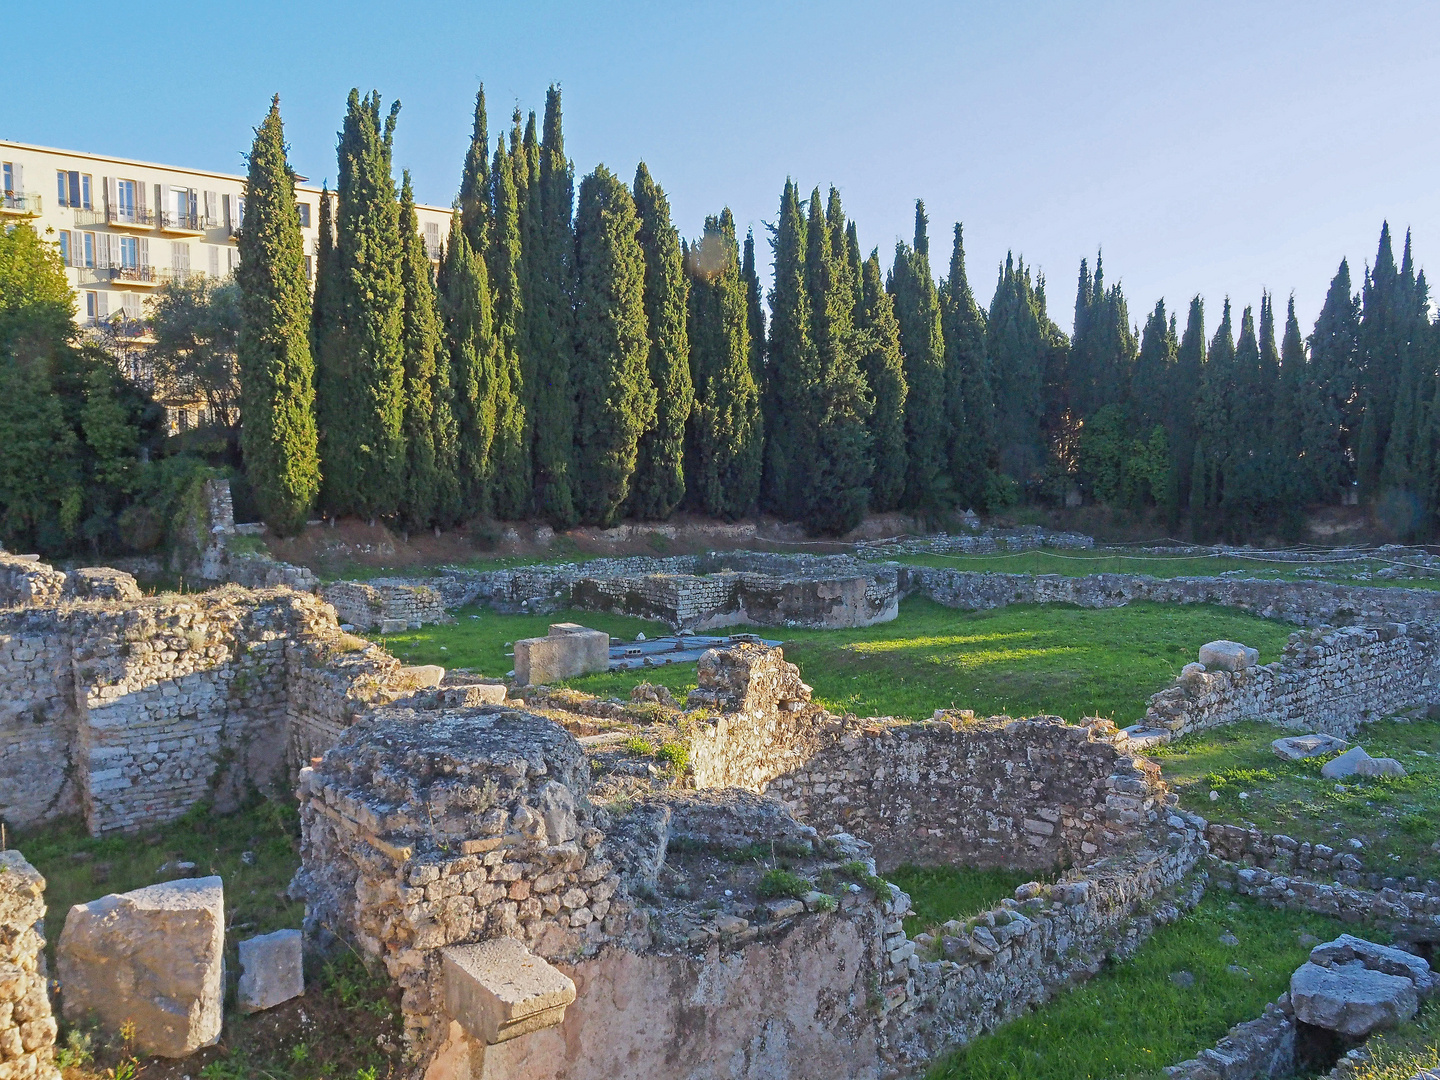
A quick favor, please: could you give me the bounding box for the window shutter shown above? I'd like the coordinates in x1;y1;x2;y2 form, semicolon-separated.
12;163;21;194
96;291;108;318
105;176;117;214
205;190;217;222
98;233;110;268
222;193;232;229
57;171;67;206
69;172;80;207
139;238;150;268
208;245;219;277
136;180;146;216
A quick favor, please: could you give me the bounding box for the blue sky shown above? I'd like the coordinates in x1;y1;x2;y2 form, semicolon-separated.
11;1;1438;332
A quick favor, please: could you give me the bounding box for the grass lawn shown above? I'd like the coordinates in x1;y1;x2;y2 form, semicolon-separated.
888;865;1038;937
878;548;1440;589
380;598;1294;724
1151;719;1440;881
925;890;1356;1080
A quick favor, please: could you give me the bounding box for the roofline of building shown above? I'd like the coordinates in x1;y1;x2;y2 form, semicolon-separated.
0;138;454;214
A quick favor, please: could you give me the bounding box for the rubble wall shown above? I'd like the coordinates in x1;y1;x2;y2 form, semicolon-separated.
903;566;1440;627
0;850;59;1080
0;624;80;829
320;579;450;631
1141;623;1438;739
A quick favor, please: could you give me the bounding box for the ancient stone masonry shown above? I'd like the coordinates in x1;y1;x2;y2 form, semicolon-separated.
0;850;59;1080
903;567;1440;627
0;554;140;607
860;525;1095;556
1140;624;1439;741
0;576;423;835
431;552;900;630
321;579;451;632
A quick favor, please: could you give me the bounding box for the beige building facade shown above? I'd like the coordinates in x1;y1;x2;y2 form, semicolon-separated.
0;139;453;428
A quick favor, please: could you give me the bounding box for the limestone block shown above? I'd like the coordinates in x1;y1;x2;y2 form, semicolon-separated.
1290;961;1417;1037
237;928;304;1014
57;877;224;1057
1308;935;1435;996
442;938;576;1044
1198;640;1259;671
513;624;609;685
1272;734;1348;761
399;665;446;689
1322;746;1407;779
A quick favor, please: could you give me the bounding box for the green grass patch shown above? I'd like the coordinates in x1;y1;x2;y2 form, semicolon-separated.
1151;719;1440;880
757;868;813;900
1342;1002;1440;1080
887;865;1037;937
381;597;1291;724
926;890;1355;1080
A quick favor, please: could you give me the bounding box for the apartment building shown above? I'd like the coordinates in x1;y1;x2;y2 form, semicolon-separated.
0;139;453;428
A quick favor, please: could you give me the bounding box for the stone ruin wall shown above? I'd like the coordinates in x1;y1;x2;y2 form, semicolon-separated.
321;579;451;632
0;850;58;1080
1141;622;1439;739
0;578;413;836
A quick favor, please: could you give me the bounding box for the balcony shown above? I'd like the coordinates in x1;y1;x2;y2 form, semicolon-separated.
104;265;162;287
86;315;154;347
0;191;41;217
106;207;156;230
159;210;213;236
72;207;105;227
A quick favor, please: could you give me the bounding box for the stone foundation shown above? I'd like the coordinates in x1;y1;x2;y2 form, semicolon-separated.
321;579;451;631
0;850;58;1080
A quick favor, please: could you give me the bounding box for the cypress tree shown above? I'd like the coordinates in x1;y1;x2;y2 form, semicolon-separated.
1173;296;1205;510
890;201;948;508
1308;259;1361;496
858;251;908;512
987;252;1064;486
742;228;766;383
236;96;320;535
571;166;654;526
439;211;496;516
528;88;577;524
762;180;814;515
687;210;763;517
487;136;529;519
319;90;406;520
396;172;442;529
310;184;339;485
1133;300;1181;522
1221;302;1276;531
1358;223;1402;498
939;223;993;510
629;162;692;519
458;85;491;254
803;187;872;533
1192;299;1234;537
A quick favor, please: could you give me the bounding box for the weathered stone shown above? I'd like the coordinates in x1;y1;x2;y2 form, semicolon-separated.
1290;960;1418;1038
237;928;304;1014
441;938;576;1044
1322;745;1407;779
1272;733;1348;761
1308;935;1435;996
0;851;58;1080
1198;640;1259;672
57;877;225;1057
514;624;610;685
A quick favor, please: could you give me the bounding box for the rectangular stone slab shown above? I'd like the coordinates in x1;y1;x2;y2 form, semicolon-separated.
513;625;609;685
442;938;576;1044
237;928;304;1014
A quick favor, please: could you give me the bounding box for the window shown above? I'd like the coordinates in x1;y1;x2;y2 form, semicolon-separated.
55;171;90;209
57;171;68;205
82;174;92;209
118;236;139;270
57;231;70;265
171;241;191;279
82;232;95;268
304;255;313;280
116;179;137;221
2;162;13;194
297;202;311;228
208;245;220;278
120;293;141;320
85;291;99;319
424;220;441;259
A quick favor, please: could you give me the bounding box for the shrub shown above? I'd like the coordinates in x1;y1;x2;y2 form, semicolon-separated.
758;868;812;900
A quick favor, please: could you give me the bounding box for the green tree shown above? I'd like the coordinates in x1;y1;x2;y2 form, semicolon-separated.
762;179;814;515
527;87;577;524
317;89;406;520
235;96;320;535
396;172;443;529
487;135;529;519
1307;260;1360;497
687;210;764;518
571;165;655;526
857;252;908;512
742;228;766;383
890;201;948;508
1191;298;1234;538
987;252;1065;487
147;274;241;444
939;223;994;510
439;211;497;517
458;84;491;254
629;162;692;519
1173;296;1205;511
1068;253;1136;419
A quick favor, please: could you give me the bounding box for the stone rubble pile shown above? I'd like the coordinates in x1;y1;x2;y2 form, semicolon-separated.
0;851;58;1080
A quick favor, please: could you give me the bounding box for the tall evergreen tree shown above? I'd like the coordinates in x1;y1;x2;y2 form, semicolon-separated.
1357;223;1404;498
527;87;577;524
1308;259;1361;494
317;89;406;519
629;162;692;519
802;187;872;533
571;166;654;526
890;201;948;508
1131;300;1181;521
487;136;529;518
1174;297;1205;510
687;210;763;517
742;228;766;383
987;252;1064;485
939;223;993;510
235;96;320;535
1192;298;1234;536
858;251;908;512
762;179;814;515
457;84;490;254
396;172;443;529
439;211;497;516
1068;253;1136;419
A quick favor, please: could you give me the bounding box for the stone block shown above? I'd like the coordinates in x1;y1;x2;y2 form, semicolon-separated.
442;938;576;1044
513;624;609;685
1291;961;1417;1038
1272;733;1348;761
57;877;224;1057
237;928;304;1014
379;618;408;635
399;665;446;689
1198;640;1259;671
1308;935;1434;996
1322;746;1408;779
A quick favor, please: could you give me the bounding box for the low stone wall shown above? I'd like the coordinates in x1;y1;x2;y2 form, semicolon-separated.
0;554;66;608
321;579;451;631
1213;862;1440;946
1165;994;1296;1080
903;567;1440;628
0;575;418;836
0;850;59;1080
1141;624;1439;739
